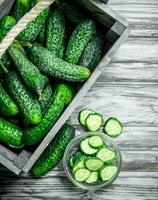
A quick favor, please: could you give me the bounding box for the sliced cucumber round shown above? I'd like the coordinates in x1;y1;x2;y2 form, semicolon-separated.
96;148;115;162
73;160;85;174
74;168;91;182
79;109;95;126
104;118;123;137
69;156;74;168
86;113;103;132
100;166;117;181
85;158;104;171
85;171;98;184
80;137;98;155
89;135;104;148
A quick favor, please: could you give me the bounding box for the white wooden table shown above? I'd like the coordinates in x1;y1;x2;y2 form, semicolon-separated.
0;0;158;199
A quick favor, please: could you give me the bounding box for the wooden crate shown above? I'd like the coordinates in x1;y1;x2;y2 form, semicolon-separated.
0;0;129;175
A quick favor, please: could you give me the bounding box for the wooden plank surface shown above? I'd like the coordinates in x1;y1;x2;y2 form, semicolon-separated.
0;0;158;199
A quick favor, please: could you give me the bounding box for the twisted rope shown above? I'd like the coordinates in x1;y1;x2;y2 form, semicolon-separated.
0;0;55;58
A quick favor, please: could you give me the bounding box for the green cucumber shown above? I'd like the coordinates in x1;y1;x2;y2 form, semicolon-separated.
80;137;98;155
0;82;18;116
96;148;116;163
85;158;104;171
46;8;65;58
78;32;103;71
104;118;123;137
37;23;46;45
17;7;49;42
100;166;117;182
8;44;47;95
78;109;95;126
23;83;73;146
12;0;31;21
85;171;98;184
5;71;42;125
31;123;75;177
72;153;87;173
57;38;66;59
73;160;85;174
86;113;103;132
28;43;91;82
0;118;23;147
65;19;96;64
89;135;104;148
74;168;90;182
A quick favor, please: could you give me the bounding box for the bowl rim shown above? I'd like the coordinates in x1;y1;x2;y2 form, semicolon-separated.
63;131;122;190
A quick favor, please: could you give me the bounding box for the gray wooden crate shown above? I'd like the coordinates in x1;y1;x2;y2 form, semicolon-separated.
0;0;129;175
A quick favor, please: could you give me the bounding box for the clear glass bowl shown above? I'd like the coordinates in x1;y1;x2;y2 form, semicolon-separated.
63;132;122;190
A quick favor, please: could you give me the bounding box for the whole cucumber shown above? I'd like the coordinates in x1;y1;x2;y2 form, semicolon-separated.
23;83;73;146
78;32;103;71
12;0;31;21
8;44;48;95
46;8;65;58
28;43;91;82
17;7;49;42
31;123;75;177
65;19;96;64
0;118;23;148
0;82;18;116
5;71;42;125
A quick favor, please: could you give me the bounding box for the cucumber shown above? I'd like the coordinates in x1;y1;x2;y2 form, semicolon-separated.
100;166;117;182
86;113;103;132
104;118;123;137
59;0;86;24
78;109;95;126
37;23;46;45
89;135;104;148
85;171;98;184
23;83;73;146
65;19;96;64
74;168;90;182
70;151;86;168
80;137;98;155
73;160;85;174
5;71;42;125
12;0;31;21
46;8;65;58
85;158;104;171
39;83;53;111
31;123;75;177
28;43;91;82
57;38;66;59
96;148;115;163
0;118;23;147
8;44;48;95
72;153;87;173
17;7;49;42
0;82;18;116
78;32;103;71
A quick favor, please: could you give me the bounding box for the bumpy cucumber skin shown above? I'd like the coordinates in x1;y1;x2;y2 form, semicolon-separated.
8;44;47;95
39;83;53;111
65;19;96;64
78;32;103;71
0;83;18;116
31;124;75;177
38;23;46;45
5;71;42;125
57;38;66;59
0;118;23;147
17;7;49;42
46;9;65;58
12;0;31;21
28;43;91;82
23;83;73;146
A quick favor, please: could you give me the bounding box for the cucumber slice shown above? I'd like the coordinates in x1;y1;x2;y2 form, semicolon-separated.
85;171;98;184
69;156;74;168
73;160;85;174
86;113;103;132
74;168;91;182
104;118;123;137
79;109;95;126
80;137;98;155
96;148;115;163
85;158;104;171
89;135;104;148
100;166;117;181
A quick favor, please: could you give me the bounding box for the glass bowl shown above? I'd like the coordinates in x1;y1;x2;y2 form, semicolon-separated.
63;132;122;190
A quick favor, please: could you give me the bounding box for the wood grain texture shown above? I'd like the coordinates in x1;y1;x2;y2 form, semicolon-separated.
0;0;158;199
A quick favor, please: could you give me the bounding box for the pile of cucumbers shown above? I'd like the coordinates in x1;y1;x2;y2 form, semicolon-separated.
0;0;104;176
